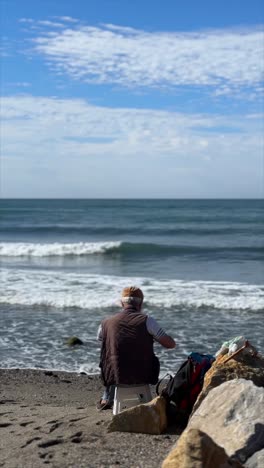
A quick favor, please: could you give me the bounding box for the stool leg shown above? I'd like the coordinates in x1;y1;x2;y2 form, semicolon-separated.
112;387;118;415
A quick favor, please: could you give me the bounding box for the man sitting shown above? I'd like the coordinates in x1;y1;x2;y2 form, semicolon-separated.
97;286;176;409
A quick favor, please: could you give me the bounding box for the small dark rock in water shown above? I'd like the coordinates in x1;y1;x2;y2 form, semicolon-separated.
65;336;84;346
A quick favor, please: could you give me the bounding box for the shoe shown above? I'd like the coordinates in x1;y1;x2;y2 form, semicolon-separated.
96;399;113;411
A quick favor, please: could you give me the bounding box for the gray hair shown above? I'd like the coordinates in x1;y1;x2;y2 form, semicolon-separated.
122;296;142;305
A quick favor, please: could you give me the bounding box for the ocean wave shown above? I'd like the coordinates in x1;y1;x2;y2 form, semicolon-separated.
0;241;263;258
0;241;121;257
1;268;264;311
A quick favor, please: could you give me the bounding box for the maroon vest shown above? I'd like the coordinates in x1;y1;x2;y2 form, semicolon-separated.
99;307;160;386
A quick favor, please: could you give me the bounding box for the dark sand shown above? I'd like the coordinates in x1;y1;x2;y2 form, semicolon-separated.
0;369;179;468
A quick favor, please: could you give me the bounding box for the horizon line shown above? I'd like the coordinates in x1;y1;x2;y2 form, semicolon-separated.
1;197;263;201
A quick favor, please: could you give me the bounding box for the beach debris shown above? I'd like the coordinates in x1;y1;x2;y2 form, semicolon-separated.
223;340;259;364
65;336;84;347
162;428;243;468
215;336;247;357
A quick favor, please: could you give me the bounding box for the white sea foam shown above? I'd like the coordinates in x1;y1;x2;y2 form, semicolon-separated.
0;241;121;257
1;268;263;311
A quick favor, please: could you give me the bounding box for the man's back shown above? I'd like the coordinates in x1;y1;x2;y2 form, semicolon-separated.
100;307;160;386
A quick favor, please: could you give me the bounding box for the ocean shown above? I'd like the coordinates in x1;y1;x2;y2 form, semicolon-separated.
0;199;263;374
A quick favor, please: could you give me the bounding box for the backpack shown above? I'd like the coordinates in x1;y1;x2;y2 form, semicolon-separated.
156;352;215;416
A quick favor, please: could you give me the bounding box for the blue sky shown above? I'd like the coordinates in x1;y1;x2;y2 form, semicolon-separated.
1;0;264;198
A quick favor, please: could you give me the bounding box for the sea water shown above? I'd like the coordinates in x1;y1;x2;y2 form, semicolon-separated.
0;199;263;373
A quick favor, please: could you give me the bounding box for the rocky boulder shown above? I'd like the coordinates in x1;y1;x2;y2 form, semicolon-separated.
192;353;264;413
188;379;264;464
162;428;243;468
245;449;264;468
108;396;167;434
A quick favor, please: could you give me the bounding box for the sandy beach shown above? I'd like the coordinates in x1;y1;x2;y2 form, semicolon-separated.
0;369;179;468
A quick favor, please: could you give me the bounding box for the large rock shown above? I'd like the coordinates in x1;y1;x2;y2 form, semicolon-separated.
162;428;243;468
245;449;264;468
192;353;264;413
108;396;167;434
188;379;264;464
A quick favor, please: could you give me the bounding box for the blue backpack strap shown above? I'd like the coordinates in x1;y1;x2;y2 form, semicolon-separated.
189;352;215;364
189;352;215;383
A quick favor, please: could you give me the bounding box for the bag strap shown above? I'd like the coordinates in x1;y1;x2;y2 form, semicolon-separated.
156;373;172;396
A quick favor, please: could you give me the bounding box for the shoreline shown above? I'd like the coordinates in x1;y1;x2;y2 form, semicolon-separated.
0;368;178;468
0;366;99;375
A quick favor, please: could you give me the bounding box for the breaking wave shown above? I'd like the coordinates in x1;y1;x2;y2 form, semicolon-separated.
0;241;122;257
0;241;263;258
1;268;264;311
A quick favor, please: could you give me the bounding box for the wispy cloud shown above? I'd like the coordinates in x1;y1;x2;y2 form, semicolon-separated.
1;95;263;197
1;95;262;158
19;18;64;29
37;20;64;28
2;95;262;145
23;21;264;94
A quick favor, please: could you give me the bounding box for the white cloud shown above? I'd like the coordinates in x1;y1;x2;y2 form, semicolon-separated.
19;18;34;23
26;22;264;93
1;95;263;198
2;95;261;153
55;16;79;23
19;18;65;31
37;20;64;28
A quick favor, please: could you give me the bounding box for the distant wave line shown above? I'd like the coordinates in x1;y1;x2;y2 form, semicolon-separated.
0;241;263;258
1;225;264;237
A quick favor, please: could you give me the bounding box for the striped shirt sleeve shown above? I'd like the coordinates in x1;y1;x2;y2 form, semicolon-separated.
146;316;166;341
97;324;102;341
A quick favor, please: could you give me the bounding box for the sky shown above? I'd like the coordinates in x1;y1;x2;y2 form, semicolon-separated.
1;0;264;198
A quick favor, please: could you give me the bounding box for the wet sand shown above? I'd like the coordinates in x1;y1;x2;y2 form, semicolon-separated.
0;369;179;468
